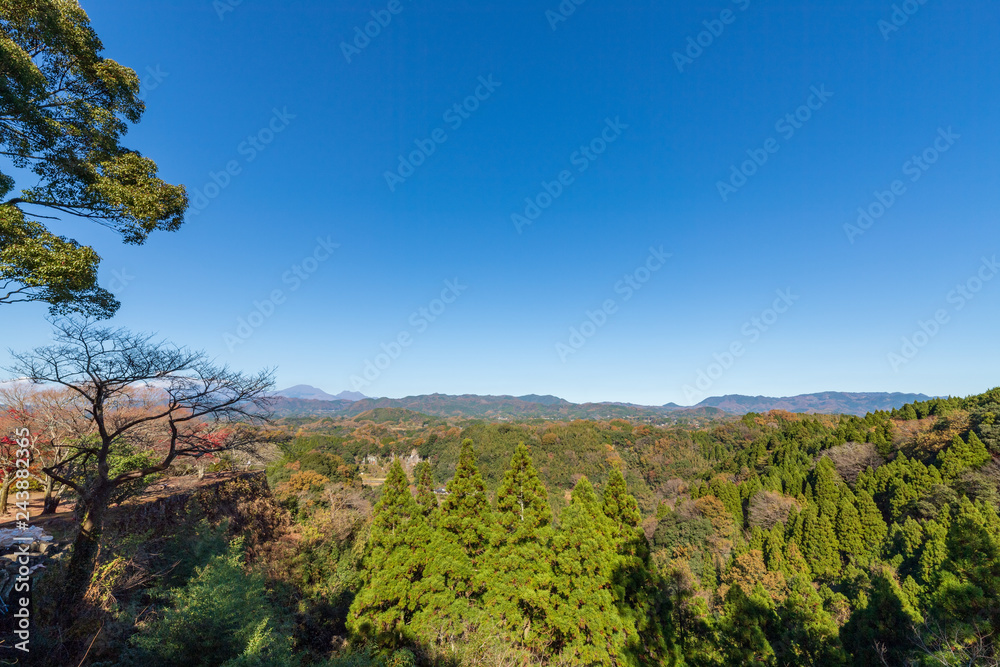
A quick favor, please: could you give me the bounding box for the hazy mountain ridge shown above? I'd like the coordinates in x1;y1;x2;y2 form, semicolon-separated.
694;391;933;415
274;385;367;402
270;393;714;421
270;389;932;419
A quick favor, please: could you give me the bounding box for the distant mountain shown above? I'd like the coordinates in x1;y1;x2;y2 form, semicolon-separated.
516;394;571;406
270;392;726;422
1;378;935;420
268;389;933;421
333;390;368;401
274;385;367;402
693;391;932;416
0;378;35;392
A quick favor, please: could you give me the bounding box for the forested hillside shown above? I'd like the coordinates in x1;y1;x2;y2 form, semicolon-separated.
6;387;999;665
256;388;1000;665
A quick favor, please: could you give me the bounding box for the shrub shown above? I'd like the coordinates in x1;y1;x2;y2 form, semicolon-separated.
124;538;295;667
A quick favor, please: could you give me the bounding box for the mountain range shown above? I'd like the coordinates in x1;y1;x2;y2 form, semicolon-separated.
273;385;367;402
268;387;932;420
684;391;932;415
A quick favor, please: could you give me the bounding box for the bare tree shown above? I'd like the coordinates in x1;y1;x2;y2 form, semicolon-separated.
824;441;884;486
4;319;275;613
747;490;799;530
912;617;998;666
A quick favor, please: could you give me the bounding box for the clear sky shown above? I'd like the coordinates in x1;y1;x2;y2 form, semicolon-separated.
2;0;999;405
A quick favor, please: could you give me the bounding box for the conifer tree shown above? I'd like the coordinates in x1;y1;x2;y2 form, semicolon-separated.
870;425;892;458
918;519;947;587
740;476;763;503
937;502;953;531
482;444;554;649
939;433;991;479
602;468;643;537
901;574;923;606
890;517;924;561
602;467;671;663
700;551;719;592
348;460;429;647
786;505;805;545
549;477;635;666
925;497;1000;649
967;431;991;466
410;460;483;647
812;457;841;519
842;567;923;665
413;461;438;523
887;476;916;521
409;529;477;649
710;478;744;528
976;498;1000;536
801;509;840;580
835;491;866;562
439;439;494;564
784;541;812;579
764;525;785;572
776;577;849;666
939;434;967;480
855;467;876;496
791;504;816;548
717;584;779;666
762;472;783;493
856;488;888;557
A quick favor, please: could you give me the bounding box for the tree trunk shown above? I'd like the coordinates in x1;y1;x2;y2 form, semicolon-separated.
41;475;62;515
0;477;13;515
42;475;59;516
60;485;111;615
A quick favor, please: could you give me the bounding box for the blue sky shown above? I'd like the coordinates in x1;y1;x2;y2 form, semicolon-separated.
3;0;999;405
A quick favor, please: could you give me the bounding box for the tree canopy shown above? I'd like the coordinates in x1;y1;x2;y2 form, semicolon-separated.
1;0;187;316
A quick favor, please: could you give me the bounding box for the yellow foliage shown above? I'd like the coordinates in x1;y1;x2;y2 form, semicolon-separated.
718;549;787;603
